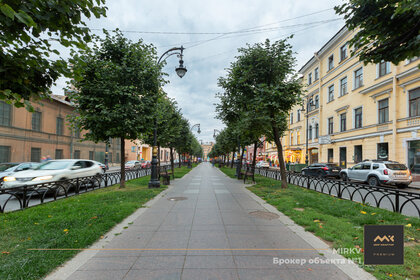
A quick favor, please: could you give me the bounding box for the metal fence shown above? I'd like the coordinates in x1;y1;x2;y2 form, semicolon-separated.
0;164;181;213
236;165;420;218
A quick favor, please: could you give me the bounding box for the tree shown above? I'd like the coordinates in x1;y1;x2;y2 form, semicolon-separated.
0;0;107;108
335;0;420;65
217;39;302;188
68;31;161;188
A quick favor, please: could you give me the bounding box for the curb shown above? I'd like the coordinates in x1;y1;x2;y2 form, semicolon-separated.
215;167;376;280
44;184;173;280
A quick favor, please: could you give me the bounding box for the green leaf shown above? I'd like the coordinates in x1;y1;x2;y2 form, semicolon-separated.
0;4;15;19
15;10;36;27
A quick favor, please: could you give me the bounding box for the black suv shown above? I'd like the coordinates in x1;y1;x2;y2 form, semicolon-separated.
301;163;341;178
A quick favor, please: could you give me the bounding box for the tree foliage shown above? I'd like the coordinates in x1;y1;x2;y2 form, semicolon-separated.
335;0;420;65
0;0;107;108
216;38;302;188
68;30;161;187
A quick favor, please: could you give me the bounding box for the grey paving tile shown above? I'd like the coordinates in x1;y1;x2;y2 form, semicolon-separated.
290;267;351;280
234;255;289;269
68;270;128;280
236;269;296;280
181;269;238;280
131;255;185;269
78;256;137;271
123;269;182;280
184;255;236;268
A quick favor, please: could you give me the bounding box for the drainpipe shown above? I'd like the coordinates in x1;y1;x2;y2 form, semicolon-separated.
392;65;398;161
314;52;322;161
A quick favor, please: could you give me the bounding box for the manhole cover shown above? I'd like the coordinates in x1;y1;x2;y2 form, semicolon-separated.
167;197;188;201
249;211;279;220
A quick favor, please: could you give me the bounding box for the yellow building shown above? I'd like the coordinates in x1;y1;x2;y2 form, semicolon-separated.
284;26;420;180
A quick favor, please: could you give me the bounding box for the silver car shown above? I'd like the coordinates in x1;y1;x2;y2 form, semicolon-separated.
340;161;412;188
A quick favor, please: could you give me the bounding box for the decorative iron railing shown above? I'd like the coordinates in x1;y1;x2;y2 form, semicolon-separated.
0;164;179;213
233;164;420;218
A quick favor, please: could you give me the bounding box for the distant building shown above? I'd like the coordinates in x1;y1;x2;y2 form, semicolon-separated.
0;95;121;164
201;142;214;160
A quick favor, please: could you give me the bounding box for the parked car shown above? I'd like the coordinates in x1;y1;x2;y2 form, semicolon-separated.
2;160;103;192
0;162;40;184
140;160;151;169
125;160;141;169
339;160;412;188
255;161;270;168
301;163;341;178
93;161;108;173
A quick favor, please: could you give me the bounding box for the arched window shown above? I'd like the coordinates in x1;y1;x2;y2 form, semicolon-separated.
315;95;319;108
315;123;319;138
308;125;312;139
290;132;294;145
297;131;301;144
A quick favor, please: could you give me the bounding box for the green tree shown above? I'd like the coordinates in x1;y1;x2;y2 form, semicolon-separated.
68;31;161;188
335;0;420;65
0;0;107;108
217;38;302;188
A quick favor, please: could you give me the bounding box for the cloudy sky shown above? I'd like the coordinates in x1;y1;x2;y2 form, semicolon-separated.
53;0;346;143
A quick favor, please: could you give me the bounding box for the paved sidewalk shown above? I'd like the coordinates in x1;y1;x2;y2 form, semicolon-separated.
60;163;370;280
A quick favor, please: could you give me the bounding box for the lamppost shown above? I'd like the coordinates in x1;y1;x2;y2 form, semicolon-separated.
301;98;315;165
149;46;187;189
213;129;221;138
191;124;201;134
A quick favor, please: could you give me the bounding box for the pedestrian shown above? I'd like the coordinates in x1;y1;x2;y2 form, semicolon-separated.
46;155;51;161
41;156;46;162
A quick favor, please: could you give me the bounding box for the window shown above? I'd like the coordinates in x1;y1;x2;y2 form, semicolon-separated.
354;145;362;163
373;164;379;170
314;67;319;81
290;113;293;124
56;117;64;136
362;163;371;170
315;123;319;139
74;150;81;159
353;163;363;170
328;117;334;135
290;133;294;145
409;87;420;117
117;153;120;162
354;107;362;128
89;151;94;160
328;55;334;71
378;61;390;77
328;85;334;102
55;149;63;159
32;111;42;131
315;95;319;108
131;146;136;152
340;77;347;96
308;125;312;139
0;101;11;126
328;149;334;163
308;73;312;85
354;67;363;89
0;146;11;162
378;98;389;124
297;132;301;144
31;148;41;162
377;143;388;161
340;113;346;132
340;43;347;61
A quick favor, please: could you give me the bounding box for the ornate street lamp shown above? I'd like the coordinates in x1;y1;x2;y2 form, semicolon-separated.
149;46;187;189
213;129;221;138
191;123;201;134
301;98;315;166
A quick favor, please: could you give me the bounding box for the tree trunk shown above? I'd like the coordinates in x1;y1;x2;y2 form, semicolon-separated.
227;153;230;166
120;137;126;188
170;147;175;179
252;141;258;168
272;125;287;188
230;149;235;168
158;145;161;168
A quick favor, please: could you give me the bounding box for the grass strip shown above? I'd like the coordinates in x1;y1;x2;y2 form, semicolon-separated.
0;165;195;280
220;166;420;280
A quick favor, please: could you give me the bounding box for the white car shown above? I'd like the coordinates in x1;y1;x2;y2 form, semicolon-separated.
125;160;141;169
256;161;270;168
2;160;102;189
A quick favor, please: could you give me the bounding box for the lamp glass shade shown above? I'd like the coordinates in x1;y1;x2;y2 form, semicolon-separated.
175;67;187;78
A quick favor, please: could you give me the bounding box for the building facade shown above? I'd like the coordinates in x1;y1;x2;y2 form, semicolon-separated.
0;96;121;164
202;142;214;161
284;26;420;179
124;139;152;162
